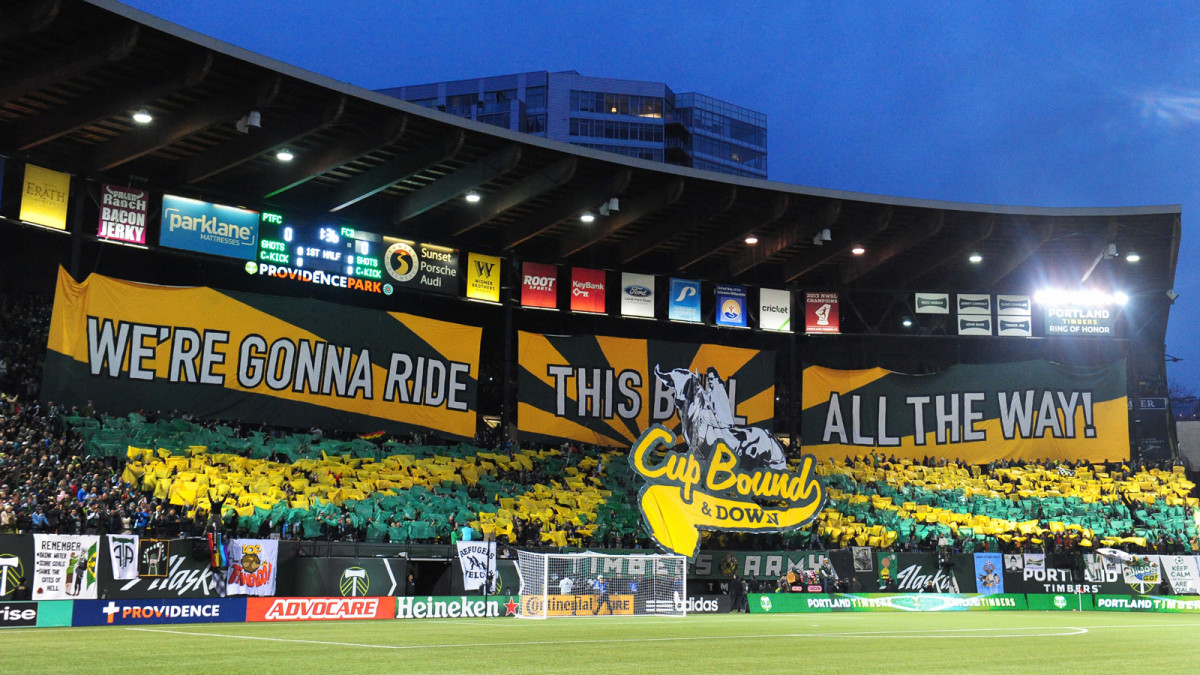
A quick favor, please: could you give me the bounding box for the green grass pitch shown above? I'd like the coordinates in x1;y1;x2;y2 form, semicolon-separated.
4;612;1200;673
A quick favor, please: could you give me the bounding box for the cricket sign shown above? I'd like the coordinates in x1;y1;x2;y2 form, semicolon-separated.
629;366;825;559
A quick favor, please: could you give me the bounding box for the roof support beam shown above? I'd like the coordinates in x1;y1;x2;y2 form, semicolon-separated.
392;145;522;224
450;157;577;236
727;199;841;277
560;177;685;258
256;115;408;198
982;221;1054;287
1079;219;1121;284
503;169;632;250
841;210;944;284
782;205;893;283
327;130;464;212
892;215;996;287
15;52;213;151
0;0;61;45
617;185;739;265
91;75;280;171
0;25;138;106
673;191;788;270
179;96;346;184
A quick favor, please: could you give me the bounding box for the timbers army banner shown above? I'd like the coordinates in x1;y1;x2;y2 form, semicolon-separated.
43;269;481;438
517;331;776;447
800;360;1129;463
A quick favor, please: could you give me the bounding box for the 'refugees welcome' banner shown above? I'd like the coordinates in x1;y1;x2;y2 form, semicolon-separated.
517;331;776;447
43;269;481;438
800;360;1128;463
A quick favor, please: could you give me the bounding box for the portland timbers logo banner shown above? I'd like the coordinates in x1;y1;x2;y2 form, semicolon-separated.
800;360;1128;463
517;331;776;447
43;268;481;438
627;368;824;558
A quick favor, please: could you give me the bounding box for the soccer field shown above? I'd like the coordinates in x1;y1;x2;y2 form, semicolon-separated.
5;612;1199;673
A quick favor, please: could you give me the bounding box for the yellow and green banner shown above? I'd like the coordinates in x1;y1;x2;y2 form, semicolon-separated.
43;268;481;438
800;360;1129;463
517;331;776;448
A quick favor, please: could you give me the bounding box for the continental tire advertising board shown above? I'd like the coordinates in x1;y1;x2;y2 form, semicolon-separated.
43;268;482;438
800;360;1129;463
517;331;776;448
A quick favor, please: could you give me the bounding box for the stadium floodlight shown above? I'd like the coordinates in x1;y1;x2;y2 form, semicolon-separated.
515;550;686;619
1034;288;1127;307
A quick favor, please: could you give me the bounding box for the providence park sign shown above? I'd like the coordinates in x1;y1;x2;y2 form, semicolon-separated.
630;367;826;558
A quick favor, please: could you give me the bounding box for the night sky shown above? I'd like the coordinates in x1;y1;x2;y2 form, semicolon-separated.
123;0;1200;390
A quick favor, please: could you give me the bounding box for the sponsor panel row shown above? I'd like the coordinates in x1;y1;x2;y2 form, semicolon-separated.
749;593;1200;613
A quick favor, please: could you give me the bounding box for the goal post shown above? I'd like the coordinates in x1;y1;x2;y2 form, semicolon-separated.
515;550;687;618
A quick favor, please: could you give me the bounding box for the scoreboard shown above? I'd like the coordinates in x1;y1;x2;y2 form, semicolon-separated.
256;211;384;280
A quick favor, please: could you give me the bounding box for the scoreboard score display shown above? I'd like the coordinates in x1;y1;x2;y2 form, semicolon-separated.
254;212;460;295
256;212;385;280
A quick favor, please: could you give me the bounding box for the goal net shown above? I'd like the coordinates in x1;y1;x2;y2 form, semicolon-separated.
515;550;687;618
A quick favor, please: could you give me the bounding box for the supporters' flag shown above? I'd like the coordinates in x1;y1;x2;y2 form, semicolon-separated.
208;532;228;569
226;538;278;596
1057;466;1075;477
108;534;139;580
457;541;497;592
357;431;386;440
1097;547;1135;565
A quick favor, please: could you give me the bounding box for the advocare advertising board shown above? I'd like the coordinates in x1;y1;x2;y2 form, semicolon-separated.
247;596;394;621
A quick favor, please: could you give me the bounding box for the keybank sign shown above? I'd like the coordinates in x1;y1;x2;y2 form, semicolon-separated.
160;194;259;260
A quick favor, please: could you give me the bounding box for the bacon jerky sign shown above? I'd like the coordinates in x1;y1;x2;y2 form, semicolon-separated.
629;425;825;559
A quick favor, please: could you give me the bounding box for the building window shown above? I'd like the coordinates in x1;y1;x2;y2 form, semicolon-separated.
569;90;663;118
523;114;546;134
525;86;547;109
569;118;663;143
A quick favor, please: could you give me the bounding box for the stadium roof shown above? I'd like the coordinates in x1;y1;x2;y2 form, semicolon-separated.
0;0;1181;297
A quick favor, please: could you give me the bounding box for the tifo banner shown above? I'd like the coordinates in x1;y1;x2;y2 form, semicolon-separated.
457;541;496;592
800;360;1129;463
1123;555;1163;594
517;331;776;448
43;269;482;438
138;539;168;577
689;550;832;580
974;553;1004;595
32;534;99;600
247;596;394;622
1155;555;1200;595
225;539;277;596
749;593;1027;613
106;534;139;581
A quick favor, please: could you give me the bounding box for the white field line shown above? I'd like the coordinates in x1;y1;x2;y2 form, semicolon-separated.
126;624;1090;649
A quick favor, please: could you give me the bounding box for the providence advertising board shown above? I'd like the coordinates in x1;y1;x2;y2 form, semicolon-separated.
73;598;246;626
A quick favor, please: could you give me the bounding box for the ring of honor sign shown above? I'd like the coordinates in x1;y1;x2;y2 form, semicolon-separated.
629;366;825;559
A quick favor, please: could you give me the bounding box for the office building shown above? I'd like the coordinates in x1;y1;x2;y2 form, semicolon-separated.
378;71;768;179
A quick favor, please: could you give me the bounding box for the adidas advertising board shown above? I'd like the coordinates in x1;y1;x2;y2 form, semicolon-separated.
396;595;519;619
73;598;246;626
644;595;730;614
247;596;393;621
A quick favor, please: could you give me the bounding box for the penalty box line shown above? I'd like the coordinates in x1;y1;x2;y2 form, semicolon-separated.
125;624;1090;650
